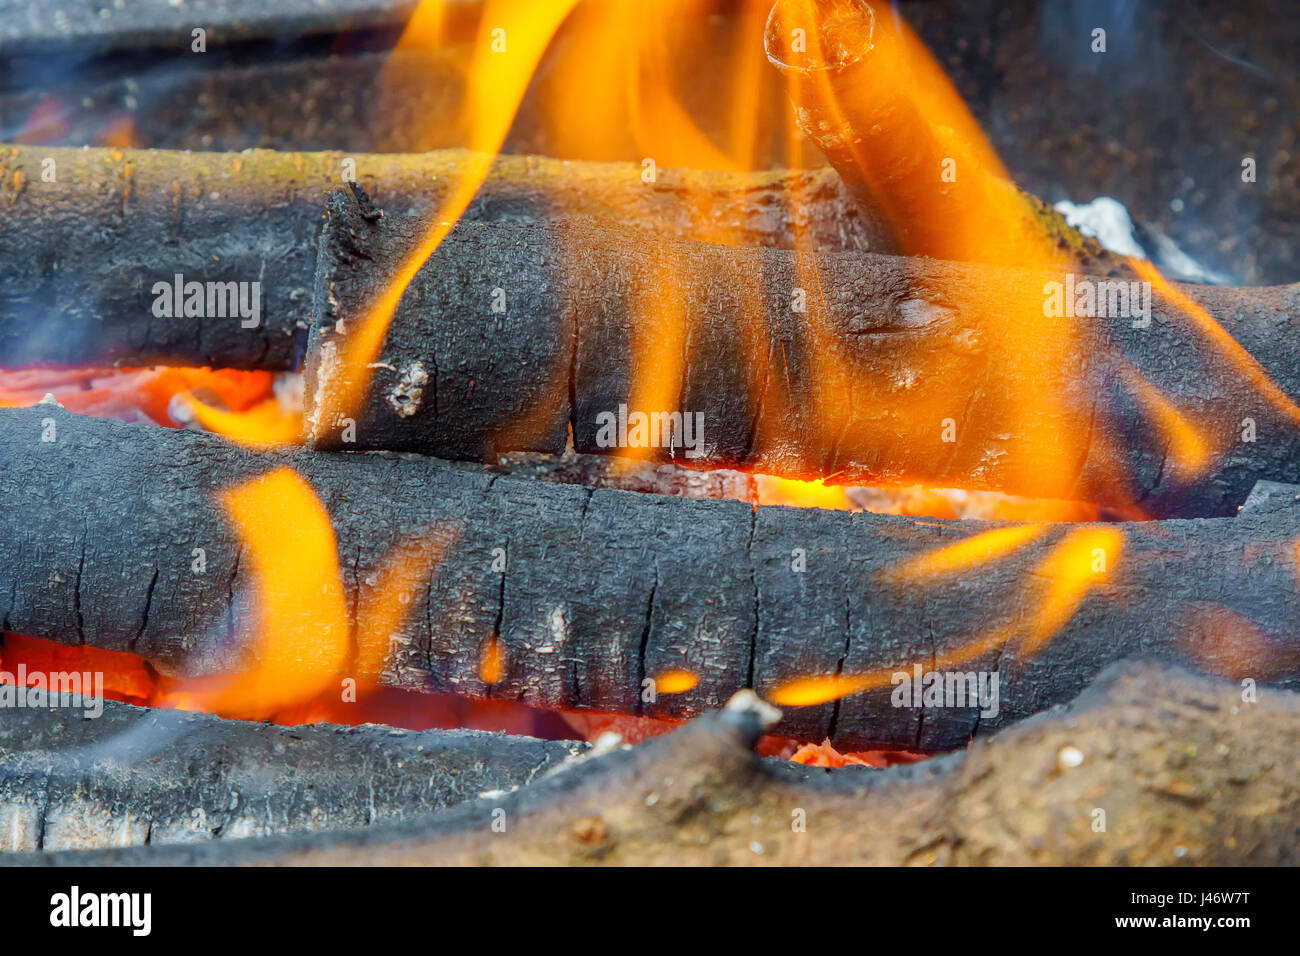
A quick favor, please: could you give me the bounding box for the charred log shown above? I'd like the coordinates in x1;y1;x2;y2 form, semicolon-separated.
17;663;1300;865
0;2;805;172
1240;479;1300;515
3;406;1299;752
0;693;584;852
308;186;1300;516
0;0;441;57
0;46;467;155
0;144;878;370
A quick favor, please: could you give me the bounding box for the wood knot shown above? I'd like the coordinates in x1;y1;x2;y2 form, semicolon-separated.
570;815;610;853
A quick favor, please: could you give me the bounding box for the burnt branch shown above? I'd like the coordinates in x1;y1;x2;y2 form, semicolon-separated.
0;694;583;852
308;187;1300;516
0;143;876;370
3;406;1299;752
763;0;1108;272
18;663;1300;865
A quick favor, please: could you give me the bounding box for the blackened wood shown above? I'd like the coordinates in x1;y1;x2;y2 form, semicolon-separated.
0;6;805;171
1240;480;1300;515
3;406;1300;752
0;694;584;851
308;186;1300;516
0;144;877;370
0;47;463;155
22;664;1300;865
0;0;433;56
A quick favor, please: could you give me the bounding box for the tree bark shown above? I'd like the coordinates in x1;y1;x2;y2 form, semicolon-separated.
1240;479;1300;515
18;663;1300;865
0;144;879;370
308;185;1300;516
3;406;1299;752
0;693;584;852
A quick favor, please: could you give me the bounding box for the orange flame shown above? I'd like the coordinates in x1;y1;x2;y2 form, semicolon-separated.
96;114;136;149
1129;256;1300;428
1120;365;1213;485
314;0;582;437
538;1;776;171
0;367;276;426
771;525;1123;707
754;475;854;510
143;468;460;721
478;637;507;685
189;468;352;718
538;2;794;459
180;394;302;447
1022;526;1123;654
651;669;700;694
881;522;1049;582
768;0;1091;504
356;528;462;682
1177;604;1300;683
299;0;1300;524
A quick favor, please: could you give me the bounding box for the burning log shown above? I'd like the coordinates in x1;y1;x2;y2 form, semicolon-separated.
763;0;1094;271
0;144;878;370
308;186;1300;516
0;693;584;851
4;405;1299;752
762;0;1120;271
20;663;1300;865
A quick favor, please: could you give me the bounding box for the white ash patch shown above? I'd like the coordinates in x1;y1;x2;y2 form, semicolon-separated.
724;689;782;730
1054;195;1231;284
273;371;303;413
387;362;429;418
0;803;40;852
305;339;340;438
541;734;624;781
42;802;151;850
1054;197;1146;259
539;606;568;653
898;298;954;329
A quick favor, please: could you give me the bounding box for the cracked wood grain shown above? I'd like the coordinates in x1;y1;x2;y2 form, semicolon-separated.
307;186;1300;517
0;143;878;371
0;694;585;852
3;407;1300;751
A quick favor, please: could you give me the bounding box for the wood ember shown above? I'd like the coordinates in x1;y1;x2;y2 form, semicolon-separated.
309;186;1300;516
18;663;1300;865
480;451;758;503
0;693;585;852
0;366;278;428
4;406;1299;752
0;144;878;370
